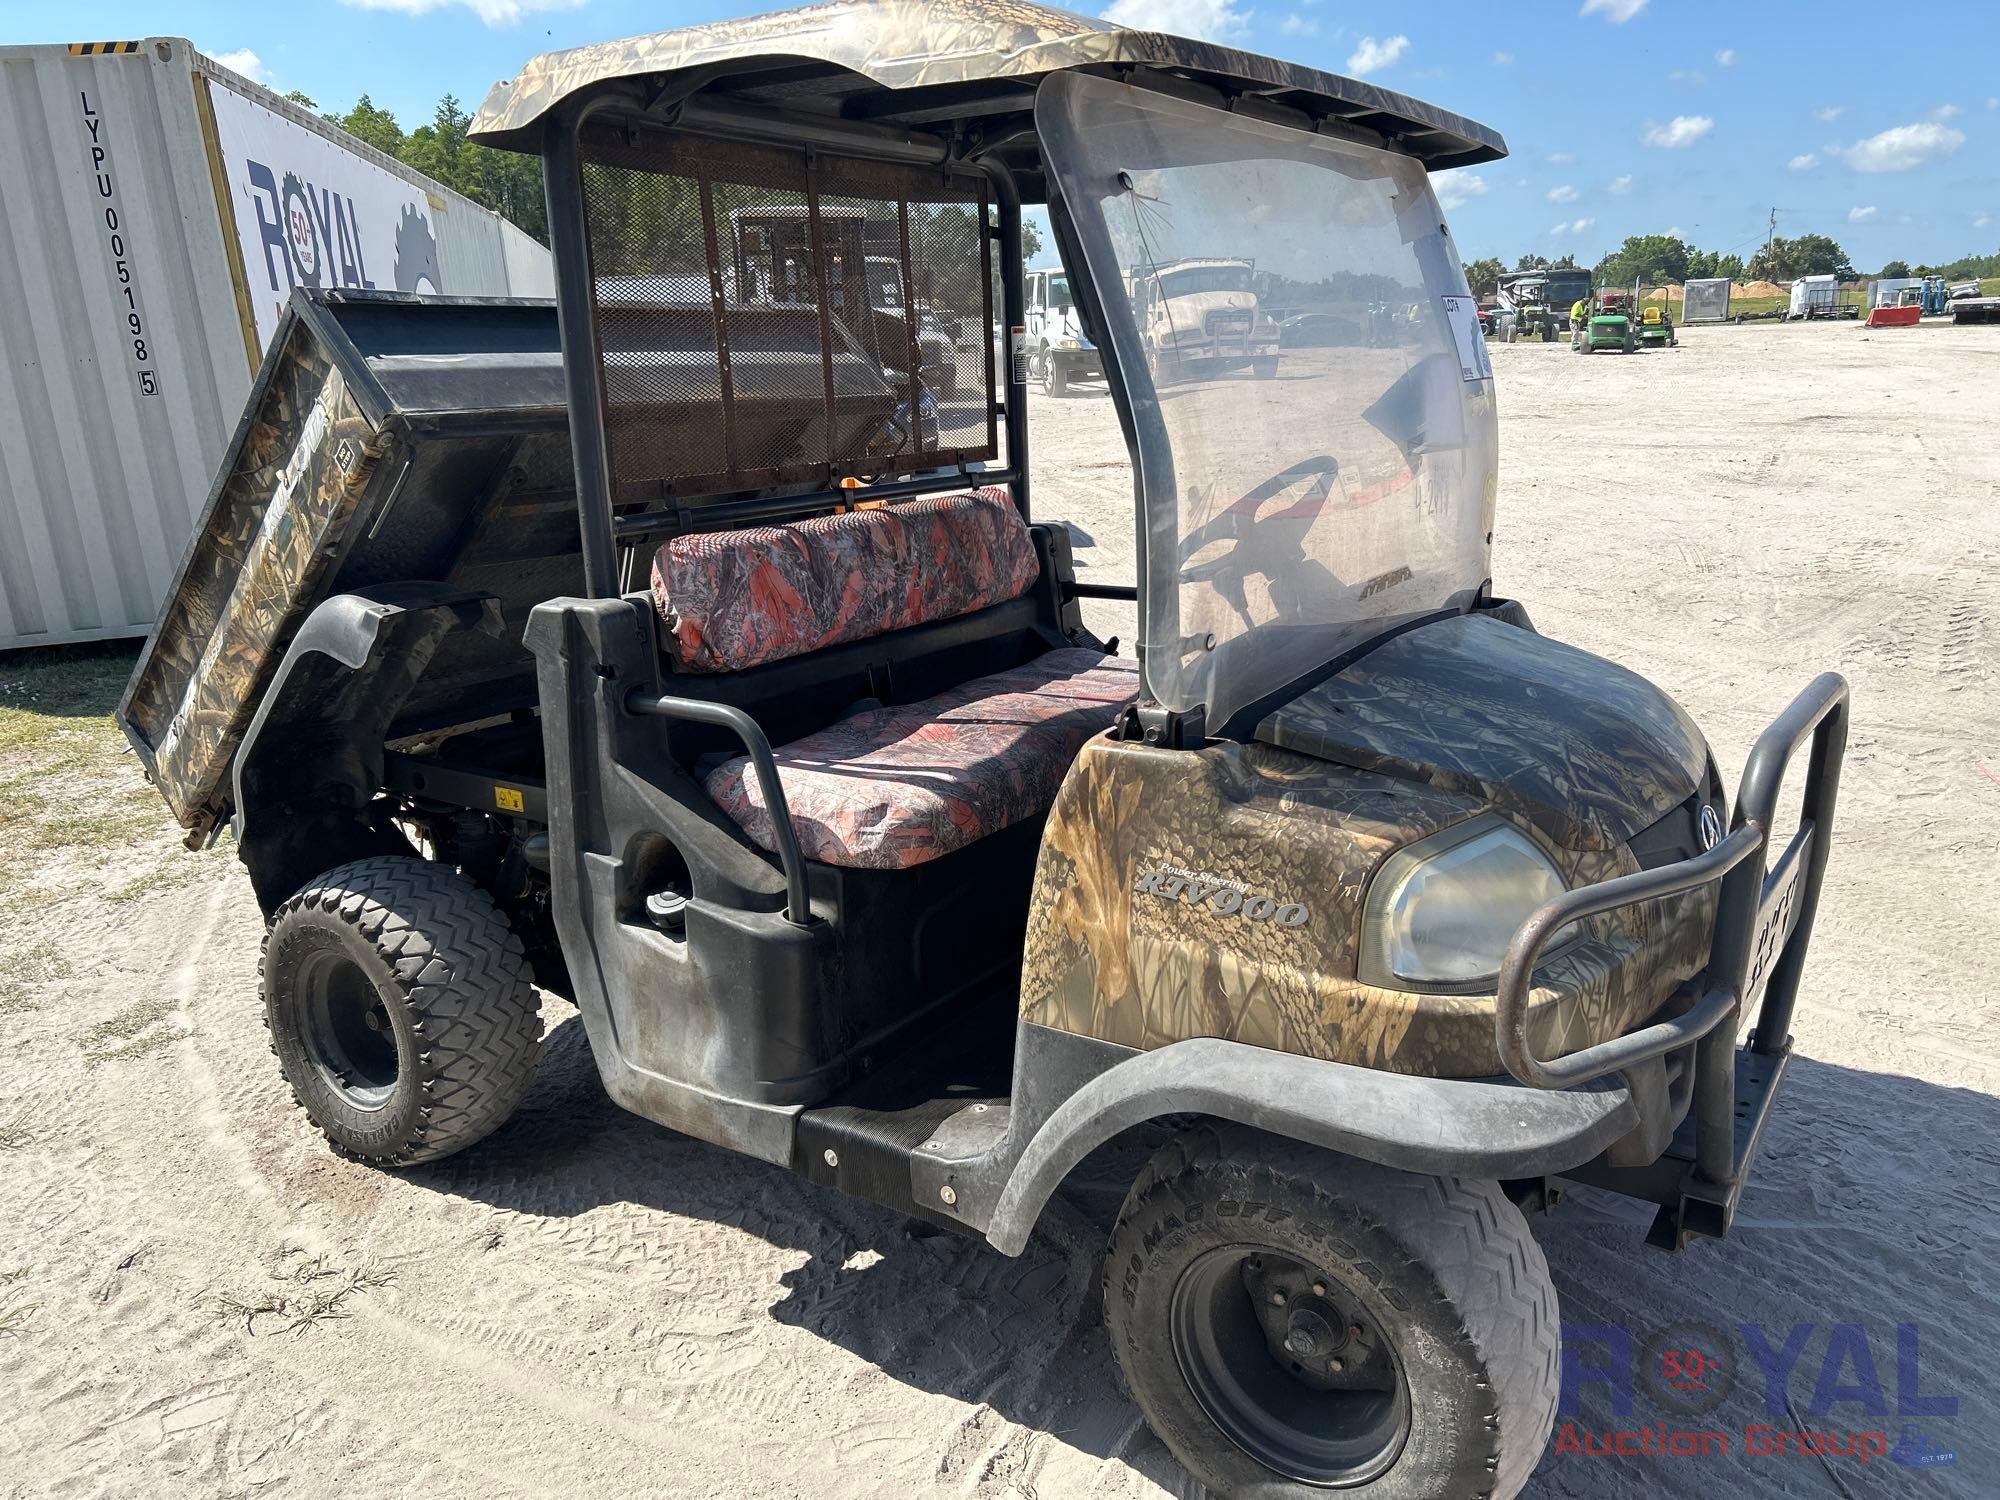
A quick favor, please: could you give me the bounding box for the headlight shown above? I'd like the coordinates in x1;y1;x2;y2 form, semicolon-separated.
1056;336;1081;350
1357;815;1577;991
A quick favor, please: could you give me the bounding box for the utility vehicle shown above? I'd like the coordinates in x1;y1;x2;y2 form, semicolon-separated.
118;4;1847;1496
1497;266;1590;339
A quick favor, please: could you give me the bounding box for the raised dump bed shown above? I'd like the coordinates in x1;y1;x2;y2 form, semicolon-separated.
117;287;899;844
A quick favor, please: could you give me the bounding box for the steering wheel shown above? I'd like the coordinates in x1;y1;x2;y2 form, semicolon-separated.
1178;456;1341;628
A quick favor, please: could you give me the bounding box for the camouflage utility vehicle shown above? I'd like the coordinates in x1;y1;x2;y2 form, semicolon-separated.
119;4;1848;1495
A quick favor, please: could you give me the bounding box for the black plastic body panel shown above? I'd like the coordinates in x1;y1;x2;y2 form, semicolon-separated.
522;524;1100;1166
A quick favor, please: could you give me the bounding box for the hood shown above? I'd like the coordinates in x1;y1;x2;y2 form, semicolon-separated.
1256;612;1707;852
1161;288;1256;318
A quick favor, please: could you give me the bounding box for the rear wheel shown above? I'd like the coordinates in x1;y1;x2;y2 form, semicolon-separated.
263;856;542;1166
1104;1123;1559;1499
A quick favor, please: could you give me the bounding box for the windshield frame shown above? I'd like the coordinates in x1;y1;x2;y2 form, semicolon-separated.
1038;73;1496;733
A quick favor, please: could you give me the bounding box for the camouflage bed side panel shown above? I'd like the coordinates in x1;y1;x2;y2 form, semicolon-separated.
467;0;1505;166
1259;613;1708;852
1019;736;1713;1078
121;332;388;833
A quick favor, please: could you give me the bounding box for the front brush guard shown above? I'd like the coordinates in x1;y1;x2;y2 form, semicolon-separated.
1494;673;1850;1247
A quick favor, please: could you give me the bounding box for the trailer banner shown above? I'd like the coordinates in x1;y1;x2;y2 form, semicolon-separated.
205;78;449;352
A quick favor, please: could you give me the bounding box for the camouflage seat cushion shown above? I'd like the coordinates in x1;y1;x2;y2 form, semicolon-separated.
652;488;1040;673
706;648;1139;870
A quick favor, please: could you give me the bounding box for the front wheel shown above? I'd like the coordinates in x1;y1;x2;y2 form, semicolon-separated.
263;856;543;1166
1104;1124;1559;1498
1042;352;1069;398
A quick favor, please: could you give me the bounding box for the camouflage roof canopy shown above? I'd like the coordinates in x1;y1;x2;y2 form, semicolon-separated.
467;0;1506;189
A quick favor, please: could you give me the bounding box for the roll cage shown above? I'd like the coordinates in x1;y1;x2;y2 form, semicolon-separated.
467;3;1509;730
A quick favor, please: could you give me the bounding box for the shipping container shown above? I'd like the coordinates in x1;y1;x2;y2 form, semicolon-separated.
0;37;555;650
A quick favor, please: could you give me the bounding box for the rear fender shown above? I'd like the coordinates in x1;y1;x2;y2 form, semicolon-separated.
233;584;502;908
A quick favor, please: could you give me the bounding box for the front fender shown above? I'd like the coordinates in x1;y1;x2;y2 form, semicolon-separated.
979;1036;1636;1256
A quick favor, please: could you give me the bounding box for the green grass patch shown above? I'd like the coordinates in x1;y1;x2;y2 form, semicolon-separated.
107;862;206;905
0;642;180;871
79;995;187;1063
0;941;71;1014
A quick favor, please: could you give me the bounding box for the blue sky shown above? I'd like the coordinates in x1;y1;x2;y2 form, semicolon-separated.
25;0;1998;268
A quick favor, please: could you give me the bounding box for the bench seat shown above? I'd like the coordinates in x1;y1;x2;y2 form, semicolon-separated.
705;648;1137;869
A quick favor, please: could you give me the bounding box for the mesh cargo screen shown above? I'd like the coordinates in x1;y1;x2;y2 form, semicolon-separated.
579;127;996;502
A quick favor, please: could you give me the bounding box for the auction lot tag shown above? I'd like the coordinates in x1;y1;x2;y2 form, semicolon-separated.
1439;295;1494;383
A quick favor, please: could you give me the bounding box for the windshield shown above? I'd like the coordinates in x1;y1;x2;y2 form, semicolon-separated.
1158;264;1252;296
1039;74;1496;728
1047;273;1074;311
1546;270;1592;303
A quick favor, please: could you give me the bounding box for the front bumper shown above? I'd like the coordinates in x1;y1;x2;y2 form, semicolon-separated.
1494;674;1850;1247
1052;346;1103;379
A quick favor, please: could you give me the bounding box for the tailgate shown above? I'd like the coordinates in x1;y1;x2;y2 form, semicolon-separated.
117;314;392;841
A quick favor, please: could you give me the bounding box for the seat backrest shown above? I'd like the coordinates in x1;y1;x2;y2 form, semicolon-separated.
651;488;1041;673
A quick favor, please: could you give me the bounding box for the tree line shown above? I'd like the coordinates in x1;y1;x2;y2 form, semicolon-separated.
1461;231;1999;298
289;90;549;243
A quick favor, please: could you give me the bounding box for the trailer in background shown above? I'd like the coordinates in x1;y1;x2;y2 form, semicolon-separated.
0;38;555;651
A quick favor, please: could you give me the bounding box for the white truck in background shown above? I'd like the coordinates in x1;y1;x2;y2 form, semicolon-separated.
1123;257;1279;382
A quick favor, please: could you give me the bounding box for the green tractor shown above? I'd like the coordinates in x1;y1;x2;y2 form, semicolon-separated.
1572;289;1638;355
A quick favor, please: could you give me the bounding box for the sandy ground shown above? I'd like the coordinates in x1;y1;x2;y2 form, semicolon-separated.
2;322;1996;1499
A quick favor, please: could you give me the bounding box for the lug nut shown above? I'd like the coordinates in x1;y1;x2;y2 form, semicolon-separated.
1269;1290;1287;1306
1310;1282;1326;1297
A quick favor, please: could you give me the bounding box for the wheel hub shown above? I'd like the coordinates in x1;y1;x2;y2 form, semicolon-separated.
1170;1247;1411;1486
297;949;401;1111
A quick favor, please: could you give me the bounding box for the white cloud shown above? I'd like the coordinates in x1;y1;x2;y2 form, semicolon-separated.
1547;184;1580;204
340;0;583;25
1346;35;1409;75
1493;51;1514;65
1788;153;1818;171
1931;104;1962;121
1715;48;1737;66
1101;0;1252;40
1643;115;1715;148
1989;98;1999;111
1433;172;1490;211
208;47;269;83
1547;153;1576;165
1581;0;1648;22
1670;70;1707;86
1279;13;1318;37
1975;214;1992;229
1839;121;1966;172
1551;217;1596;236
1813;105;1847;122
1609;174;1634;194
1848;205;1879;224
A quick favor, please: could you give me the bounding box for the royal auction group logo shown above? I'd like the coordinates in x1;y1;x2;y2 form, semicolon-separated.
1553;1318;1958;1469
